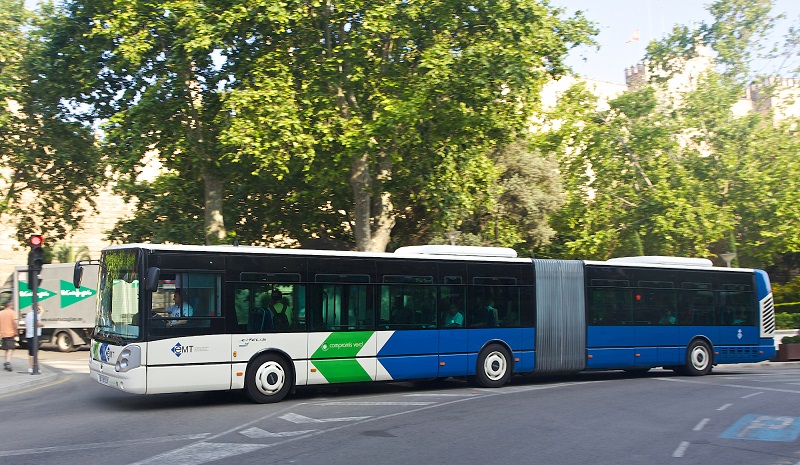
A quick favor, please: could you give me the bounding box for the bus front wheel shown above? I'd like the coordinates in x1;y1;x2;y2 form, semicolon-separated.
475;344;512;388
245;353;292;403
684;340;713;376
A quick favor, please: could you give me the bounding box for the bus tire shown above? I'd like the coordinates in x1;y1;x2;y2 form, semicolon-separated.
475;344;512;388
684;340;713;376
55;331;75;353
245;353;292;403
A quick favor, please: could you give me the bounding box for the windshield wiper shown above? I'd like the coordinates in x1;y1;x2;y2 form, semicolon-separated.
93;329;125;346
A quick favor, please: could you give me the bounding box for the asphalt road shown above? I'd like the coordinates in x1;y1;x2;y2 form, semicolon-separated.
1;349;798;465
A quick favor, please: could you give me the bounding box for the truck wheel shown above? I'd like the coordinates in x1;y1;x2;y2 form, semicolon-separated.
55;332;75;353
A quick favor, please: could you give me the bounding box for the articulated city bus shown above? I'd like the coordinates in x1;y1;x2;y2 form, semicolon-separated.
79;244;776;403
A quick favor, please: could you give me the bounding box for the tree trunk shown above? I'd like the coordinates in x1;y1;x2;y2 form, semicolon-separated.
349;153;372;251
203;170;226;245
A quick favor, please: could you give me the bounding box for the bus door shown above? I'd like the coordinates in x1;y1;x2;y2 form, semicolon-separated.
375;265;440;381
146;272;232;394
307;272;378;385
585;279;635;369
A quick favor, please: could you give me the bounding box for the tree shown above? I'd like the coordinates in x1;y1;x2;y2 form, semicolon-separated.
215;0;595;251
540;0;800;269
0;0;103;244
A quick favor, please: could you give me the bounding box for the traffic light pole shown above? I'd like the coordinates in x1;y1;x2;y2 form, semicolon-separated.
28;235;44;376
30;271;39;375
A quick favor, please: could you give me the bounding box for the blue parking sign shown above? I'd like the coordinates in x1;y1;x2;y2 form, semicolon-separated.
721;415;800;442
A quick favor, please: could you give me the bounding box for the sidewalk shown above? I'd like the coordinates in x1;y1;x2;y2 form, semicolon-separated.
0;355;59;396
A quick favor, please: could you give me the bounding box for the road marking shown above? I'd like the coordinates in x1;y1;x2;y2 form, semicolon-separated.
128;381;599;465
314;401;435;406
741;392;764;399
693;418;710;431
280;413;371;424
721;415;800;442
405;393;478;397
0;433;210;457
672;441;690;457
0;376;72;399
654;378;800;394
128;442;266;465
240;427;315;439
717;404;732;411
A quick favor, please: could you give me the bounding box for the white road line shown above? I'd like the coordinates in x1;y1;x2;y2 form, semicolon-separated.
693;418;710;431
240;427;316;439
672;441;690;458
280;413;371;424
0;433;211;457
315;401;435;406
405;393;479;397
716;404;732;411
128;442;267;465
741;392;764;399
654;378;800;394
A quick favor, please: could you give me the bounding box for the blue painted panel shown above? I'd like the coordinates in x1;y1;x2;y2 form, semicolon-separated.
439;329;468;354
635;326;681;347
754;270;771;300
438;354;469;377
467;328;525;353
658;347;682;365
680;326;719;346
380;355;439;380
721;415;800;442
586;348;635;369
378;330;439;356
587;326;635;348
515;351;535;373
716;326;759;345
635;347;658;367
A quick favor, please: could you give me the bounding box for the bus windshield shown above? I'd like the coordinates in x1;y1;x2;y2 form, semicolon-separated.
95;249;141;343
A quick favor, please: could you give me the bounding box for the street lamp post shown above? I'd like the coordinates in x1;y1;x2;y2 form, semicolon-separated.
445;230;461;246
720;252;737;268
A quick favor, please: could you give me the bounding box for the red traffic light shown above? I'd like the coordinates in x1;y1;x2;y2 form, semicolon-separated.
29;235;43;247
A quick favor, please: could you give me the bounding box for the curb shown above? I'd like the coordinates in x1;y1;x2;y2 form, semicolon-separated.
0;356;60;396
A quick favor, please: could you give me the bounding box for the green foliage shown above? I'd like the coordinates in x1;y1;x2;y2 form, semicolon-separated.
781;335;800;344
773;276;800;305
0;0;104;245
776;313;800;330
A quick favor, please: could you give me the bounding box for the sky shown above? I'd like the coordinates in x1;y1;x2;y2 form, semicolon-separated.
549;0;800;83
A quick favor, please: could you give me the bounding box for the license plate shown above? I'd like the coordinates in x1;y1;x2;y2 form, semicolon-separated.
98;374;109;385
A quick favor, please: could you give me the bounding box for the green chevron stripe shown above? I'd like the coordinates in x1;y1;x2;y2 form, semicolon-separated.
311;331;374;382
312;359;372;383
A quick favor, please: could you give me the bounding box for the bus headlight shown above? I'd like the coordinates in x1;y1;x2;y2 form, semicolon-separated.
115;345;141;373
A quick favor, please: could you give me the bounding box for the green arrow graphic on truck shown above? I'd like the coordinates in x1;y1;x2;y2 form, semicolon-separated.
60;280;97;307
18;282;55;309
311;332;374;383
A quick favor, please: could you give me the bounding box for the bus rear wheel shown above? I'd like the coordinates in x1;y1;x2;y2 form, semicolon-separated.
475;344;512;388
684;340;713;376
245;353;292;403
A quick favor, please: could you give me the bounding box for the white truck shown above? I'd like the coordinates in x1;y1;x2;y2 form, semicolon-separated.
10;263;98;352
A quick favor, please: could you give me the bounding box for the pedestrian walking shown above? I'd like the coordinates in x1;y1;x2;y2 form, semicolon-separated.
25;305;44;374
0;300;18;371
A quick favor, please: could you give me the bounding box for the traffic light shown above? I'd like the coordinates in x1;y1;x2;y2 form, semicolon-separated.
28;235;44;289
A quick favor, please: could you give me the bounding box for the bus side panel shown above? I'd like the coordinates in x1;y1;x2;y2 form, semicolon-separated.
715;326;759;345
146;335;233;393
438;328;469;377
586;326;635;369
679;326;719;347
635;326;681;366
376;330;439;380
307;331;377;385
